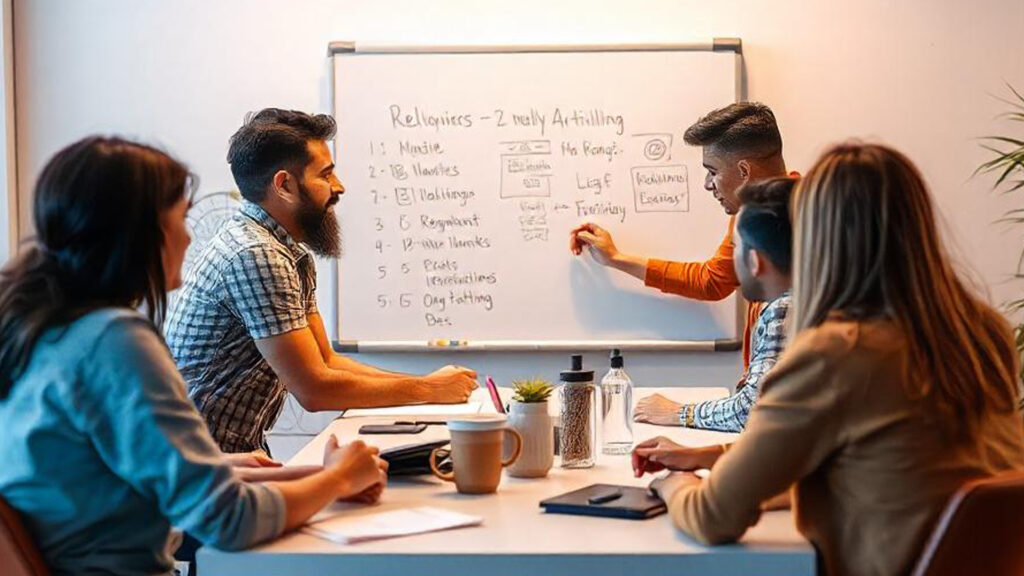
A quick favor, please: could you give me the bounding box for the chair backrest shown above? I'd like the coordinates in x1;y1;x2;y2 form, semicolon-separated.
0;496;50;576
912;469;1024;576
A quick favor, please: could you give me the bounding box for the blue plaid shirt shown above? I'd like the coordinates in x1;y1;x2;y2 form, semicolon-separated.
165;201;318;453
680;291;791;432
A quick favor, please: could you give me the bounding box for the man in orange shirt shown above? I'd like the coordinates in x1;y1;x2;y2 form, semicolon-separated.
569;102;791;425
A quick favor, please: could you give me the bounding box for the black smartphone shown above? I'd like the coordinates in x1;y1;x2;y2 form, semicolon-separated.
358;423;427;435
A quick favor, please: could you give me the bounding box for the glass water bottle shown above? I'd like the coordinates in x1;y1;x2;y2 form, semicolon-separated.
600;348;634;455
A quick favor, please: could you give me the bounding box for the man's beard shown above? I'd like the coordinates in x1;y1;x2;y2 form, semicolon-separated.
297;183;342;258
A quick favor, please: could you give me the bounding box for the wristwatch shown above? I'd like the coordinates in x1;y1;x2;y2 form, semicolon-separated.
679;404;696;427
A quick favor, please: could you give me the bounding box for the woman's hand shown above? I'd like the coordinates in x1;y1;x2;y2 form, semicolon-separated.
340;457;390;504
648;471;703;503
632;436;722;477
271;437;390;531
323;436;388;500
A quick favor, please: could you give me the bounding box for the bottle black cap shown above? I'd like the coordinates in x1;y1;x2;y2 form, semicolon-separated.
610;348;623;369
560;354;594;382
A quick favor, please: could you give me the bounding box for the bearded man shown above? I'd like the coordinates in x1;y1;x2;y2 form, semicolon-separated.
165;108;477;454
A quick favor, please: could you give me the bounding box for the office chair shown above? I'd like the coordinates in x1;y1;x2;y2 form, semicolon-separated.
911;469;1024;576
0;495;49;576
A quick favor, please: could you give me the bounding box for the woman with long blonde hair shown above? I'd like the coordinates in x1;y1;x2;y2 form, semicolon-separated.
649;143;1024;576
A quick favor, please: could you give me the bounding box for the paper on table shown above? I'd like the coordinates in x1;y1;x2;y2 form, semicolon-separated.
302;507;483;544
343;401;482;418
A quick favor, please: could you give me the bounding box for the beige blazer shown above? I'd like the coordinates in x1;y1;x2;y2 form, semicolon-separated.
669;317;1024;576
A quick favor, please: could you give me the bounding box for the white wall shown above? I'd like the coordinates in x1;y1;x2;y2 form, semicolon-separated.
13;0;1024;435
0;0;13;261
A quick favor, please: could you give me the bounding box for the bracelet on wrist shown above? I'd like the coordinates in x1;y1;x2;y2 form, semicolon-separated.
678;404;696;427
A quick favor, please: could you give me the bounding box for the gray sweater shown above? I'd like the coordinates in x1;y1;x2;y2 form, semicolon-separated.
0;308;286;575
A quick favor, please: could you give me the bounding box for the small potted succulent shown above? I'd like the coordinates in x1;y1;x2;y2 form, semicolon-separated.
506;378;555;478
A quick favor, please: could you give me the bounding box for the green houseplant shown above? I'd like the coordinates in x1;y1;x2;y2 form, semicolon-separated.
511;378;554;403
506;378;554;478
977;84;1024;406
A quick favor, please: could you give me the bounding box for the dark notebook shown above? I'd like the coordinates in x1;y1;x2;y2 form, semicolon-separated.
379;440;451;477
539;483;667;520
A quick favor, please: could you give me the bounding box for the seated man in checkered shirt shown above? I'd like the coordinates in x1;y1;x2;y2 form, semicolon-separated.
632;177;794;433
165;108;478;454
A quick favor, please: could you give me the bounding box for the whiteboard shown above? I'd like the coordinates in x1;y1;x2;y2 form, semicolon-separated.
331;43;742;350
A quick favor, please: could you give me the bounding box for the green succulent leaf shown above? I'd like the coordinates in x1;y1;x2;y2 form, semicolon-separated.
511;378;554;403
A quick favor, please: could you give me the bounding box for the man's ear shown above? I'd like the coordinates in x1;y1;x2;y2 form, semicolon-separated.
737;159;752;182
748;247;764;277
271;170;300;204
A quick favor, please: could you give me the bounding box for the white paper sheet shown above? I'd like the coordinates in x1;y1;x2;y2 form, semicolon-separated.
342;401;483;418
302;507;483;544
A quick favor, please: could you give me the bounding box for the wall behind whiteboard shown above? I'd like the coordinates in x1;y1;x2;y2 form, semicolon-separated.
11;0;1024;437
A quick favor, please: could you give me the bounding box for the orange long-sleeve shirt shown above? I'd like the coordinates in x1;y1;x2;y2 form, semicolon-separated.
644;216;761;370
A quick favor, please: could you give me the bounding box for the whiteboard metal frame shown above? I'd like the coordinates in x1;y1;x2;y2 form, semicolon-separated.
328;39;742;55
328;39;745;354
334;339;741;353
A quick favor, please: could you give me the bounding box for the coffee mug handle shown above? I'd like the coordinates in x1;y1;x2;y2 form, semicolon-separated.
501;428;523;467
429;448;455;482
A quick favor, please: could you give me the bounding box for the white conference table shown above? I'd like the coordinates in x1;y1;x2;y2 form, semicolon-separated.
199;387;816;576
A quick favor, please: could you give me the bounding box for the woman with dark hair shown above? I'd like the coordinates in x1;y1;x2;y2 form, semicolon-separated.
648;143;1024;576
0;137;387;575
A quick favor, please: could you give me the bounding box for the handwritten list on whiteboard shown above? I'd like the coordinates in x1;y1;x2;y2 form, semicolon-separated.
333;49;738;343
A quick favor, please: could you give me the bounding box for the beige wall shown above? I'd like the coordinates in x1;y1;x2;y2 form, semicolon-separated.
10;0;1024;432
0;0;14;261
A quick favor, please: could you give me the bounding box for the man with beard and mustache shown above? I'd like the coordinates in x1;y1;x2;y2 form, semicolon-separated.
165;108;478;454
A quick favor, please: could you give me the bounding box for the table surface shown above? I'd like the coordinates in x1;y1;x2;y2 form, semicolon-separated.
199;387;816;576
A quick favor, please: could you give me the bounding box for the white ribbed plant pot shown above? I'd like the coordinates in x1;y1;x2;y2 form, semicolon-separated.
506;400;554;478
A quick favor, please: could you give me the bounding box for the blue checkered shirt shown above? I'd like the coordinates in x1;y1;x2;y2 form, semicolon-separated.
680;291;791;432
165;201;318;453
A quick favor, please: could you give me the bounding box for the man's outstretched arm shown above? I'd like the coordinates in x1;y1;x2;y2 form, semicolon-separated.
569;221;738;300
255;325;477;412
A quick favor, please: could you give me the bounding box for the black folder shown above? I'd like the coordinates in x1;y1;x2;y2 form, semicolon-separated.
539;483;667;520
379;440;451;477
